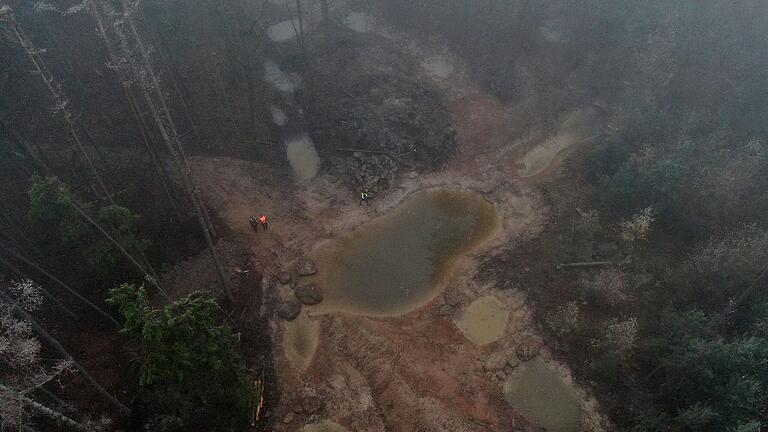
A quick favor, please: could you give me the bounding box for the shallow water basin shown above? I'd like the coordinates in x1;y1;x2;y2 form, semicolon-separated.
283;311;320;371
310;189;500;316
285;134;320;181
504;358;582;432
455;295;509;345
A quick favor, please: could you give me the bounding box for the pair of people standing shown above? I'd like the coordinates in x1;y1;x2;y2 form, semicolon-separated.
249;214;268;232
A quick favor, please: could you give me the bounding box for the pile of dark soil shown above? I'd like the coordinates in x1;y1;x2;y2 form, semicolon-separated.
308;28;457;192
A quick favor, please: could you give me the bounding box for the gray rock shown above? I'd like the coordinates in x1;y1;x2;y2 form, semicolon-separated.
277;299;301;321
296;257;317;276
295;284;323;305
282;412;294;424
277;271;292;285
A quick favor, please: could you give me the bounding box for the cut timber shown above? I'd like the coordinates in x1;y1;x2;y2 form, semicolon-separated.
556;260;630;270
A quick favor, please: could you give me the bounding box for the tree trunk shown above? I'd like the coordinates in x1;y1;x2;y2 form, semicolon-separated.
87;0;181;216
213;55;244;143
0;290;130;415
0;255;78;320
0;384;90;432
114;0;234;304
7;13;114;205
0;243;119;326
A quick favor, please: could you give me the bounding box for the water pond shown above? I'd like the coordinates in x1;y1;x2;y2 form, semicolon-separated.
283;311;320;371
454;295;509;345
285;134;320;181
504;358;582;432
310;189;500;316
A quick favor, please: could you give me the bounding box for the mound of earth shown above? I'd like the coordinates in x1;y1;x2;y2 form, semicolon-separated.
309;27;457;193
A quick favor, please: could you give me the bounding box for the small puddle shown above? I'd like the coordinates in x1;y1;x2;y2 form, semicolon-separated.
344;12;373;33
302;420;350;432
454;295;509;345
283;311;320;371
267;19;302;42
504;358;582;432
285;134;320;181
264;59;299;93
310;189;500;316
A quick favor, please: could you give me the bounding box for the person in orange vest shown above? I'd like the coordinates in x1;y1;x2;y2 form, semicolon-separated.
258;214;268;231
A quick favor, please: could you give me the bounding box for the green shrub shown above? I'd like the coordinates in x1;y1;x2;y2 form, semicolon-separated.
27;175;149;272
108;285;254;431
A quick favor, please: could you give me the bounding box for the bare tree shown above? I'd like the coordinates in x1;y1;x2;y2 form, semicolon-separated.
0;243;118;325
99;0;234;304
1;4;163;296
0;279;107;430
0;280;130;415
87;0;180;215
0;6;113;203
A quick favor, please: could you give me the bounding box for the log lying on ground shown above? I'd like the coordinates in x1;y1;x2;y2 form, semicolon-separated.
556;260;630;270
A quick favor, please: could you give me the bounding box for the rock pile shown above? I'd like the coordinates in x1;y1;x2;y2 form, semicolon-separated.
310;29;457;193
278;299;302;321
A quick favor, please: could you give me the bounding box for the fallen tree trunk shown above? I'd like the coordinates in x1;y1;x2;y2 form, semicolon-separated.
556;260;630;270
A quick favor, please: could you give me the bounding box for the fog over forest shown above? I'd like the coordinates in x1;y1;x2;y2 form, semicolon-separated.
2;1;768;431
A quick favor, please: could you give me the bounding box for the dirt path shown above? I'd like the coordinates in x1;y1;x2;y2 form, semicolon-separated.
188;9;609;432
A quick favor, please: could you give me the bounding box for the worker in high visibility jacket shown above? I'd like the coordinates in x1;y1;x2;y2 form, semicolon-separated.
258;214;268;231
359;190;371;206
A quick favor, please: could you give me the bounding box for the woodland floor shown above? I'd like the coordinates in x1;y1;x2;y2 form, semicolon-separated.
175;8;609;432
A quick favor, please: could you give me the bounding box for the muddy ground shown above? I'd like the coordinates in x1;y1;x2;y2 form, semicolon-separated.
178;7;610;432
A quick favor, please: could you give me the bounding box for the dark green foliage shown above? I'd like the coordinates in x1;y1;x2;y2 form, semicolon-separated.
27;175;149;271
107;285;254;431
639;310;768;431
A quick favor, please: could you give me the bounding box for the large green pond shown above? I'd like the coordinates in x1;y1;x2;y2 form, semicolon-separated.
311;189;499;316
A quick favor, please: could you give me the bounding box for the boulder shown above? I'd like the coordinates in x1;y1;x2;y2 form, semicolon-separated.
515;335;543;362
277;299;301;321
295;284;323;305
296;257;317;276
282;412;294;424
277;271;292;285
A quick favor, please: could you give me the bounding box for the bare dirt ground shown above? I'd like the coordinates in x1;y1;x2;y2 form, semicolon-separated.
184;10;610;432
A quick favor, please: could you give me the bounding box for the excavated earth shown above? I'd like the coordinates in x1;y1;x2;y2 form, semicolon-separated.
186;8;610;432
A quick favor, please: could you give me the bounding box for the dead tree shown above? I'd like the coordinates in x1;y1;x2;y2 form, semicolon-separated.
0;243;119;325
0;279;128;425
213;52;244;143
0;286;130;415
104;0;234;304
88;0;179;215
1;5;165;298
0;384;90;432
0;7;113;203
0;255;77;320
